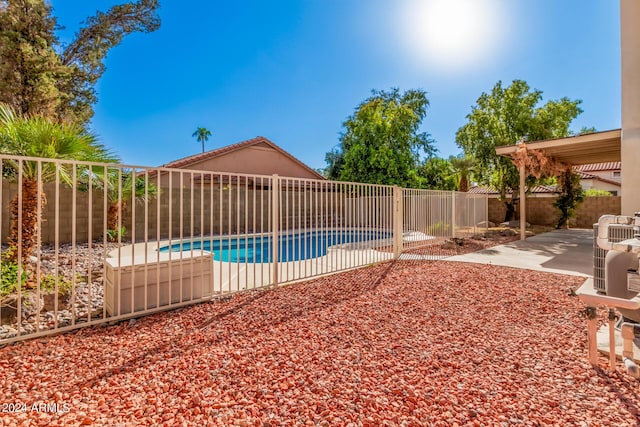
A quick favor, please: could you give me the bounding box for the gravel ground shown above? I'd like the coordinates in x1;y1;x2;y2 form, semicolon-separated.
1;259;638;426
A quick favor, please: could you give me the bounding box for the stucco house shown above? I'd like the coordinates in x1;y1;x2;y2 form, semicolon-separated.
156;136;324;187
574;162;621;195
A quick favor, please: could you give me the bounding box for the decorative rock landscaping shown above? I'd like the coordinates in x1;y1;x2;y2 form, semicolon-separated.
1;260;638;425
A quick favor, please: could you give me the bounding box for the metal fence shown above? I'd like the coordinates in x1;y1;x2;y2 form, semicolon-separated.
0;155;487;343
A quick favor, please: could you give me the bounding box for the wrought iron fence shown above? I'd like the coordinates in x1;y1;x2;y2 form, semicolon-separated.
0;155;487;343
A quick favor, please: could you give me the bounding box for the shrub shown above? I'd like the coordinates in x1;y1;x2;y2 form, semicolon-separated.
584;188;613;197
428;221;451;235
107;226;127;242
0;260;29;297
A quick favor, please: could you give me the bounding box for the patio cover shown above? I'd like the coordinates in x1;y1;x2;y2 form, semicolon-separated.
495;129;621;239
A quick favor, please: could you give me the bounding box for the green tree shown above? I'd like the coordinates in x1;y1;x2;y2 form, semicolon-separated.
192;127;212;153
456;80;583;221
331;88;436;187
0;0;64;119
0;104;116;262
554;168;585;229
449;155;475;192
418;157;456;190
323;146;344;180
0;0;160;125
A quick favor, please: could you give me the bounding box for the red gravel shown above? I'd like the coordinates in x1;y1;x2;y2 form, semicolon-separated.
1;260;638;426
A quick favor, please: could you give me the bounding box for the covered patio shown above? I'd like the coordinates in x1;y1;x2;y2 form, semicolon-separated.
495;128;622;239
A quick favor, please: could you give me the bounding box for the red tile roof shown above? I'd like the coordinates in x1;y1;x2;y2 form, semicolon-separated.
574;162;621;172
161;136;325;180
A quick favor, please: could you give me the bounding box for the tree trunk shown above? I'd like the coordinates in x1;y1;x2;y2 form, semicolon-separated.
8;179;46;263
107;203;119;232
459;175;469;192
504;199;516;222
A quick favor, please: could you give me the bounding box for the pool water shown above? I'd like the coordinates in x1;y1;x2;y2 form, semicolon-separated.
159;229;390;263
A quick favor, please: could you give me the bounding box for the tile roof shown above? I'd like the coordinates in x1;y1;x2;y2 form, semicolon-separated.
574;170;621;186
161;136;325;180
468;185;558;195
574;162;621;172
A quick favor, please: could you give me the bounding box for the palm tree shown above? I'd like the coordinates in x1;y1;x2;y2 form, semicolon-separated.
192;127;212;153
449;155;476;192
102;168;158;241
0;104;116;262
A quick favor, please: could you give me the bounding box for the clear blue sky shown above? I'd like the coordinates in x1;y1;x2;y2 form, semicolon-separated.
50;0;621;171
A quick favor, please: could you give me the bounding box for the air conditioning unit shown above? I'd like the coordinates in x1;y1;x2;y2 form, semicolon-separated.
105;250;214;316
593;223;636;292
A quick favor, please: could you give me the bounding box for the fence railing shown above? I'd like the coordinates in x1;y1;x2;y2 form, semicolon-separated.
0;155;487;343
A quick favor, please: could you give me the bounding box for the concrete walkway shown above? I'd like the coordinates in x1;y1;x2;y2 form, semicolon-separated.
446;229;594;277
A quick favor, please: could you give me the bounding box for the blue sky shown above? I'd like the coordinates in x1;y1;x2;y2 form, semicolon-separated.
50;0;621;171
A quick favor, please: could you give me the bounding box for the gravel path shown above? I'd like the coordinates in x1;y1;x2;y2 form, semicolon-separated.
1;260;638;426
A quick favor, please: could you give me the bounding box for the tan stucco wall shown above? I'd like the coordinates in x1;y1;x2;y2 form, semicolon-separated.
183;144;319;178
158;143;322;187
621;0;640;215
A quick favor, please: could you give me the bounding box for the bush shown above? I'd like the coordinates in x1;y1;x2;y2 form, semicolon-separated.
107;226;127;242
0;260;29;297
584;188;613;197
428;221;451;235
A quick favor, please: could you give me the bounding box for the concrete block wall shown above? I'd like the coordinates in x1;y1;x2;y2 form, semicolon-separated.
488;196;621;228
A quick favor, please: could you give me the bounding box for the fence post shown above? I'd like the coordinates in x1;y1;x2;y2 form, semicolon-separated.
451;192;457;238
393;186;403;258
271;175;279;286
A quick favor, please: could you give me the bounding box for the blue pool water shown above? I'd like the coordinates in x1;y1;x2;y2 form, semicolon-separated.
159;229;390;263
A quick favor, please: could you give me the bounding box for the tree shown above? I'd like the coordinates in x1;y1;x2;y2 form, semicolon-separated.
0;0;63;119
449;155;475;192
192;127;212;153
323;146;344;180
418;157;456;190
0;0;160;125
330;88;436;187
0;104;116;262
554;168;585;229
456;80;583;221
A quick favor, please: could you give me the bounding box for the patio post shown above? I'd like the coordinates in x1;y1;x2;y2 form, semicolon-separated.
519;164;526;240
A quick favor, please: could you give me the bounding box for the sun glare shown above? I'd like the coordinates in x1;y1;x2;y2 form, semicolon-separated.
397;0;504;72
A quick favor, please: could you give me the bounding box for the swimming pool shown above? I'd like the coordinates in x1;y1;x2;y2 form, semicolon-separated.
159;229;391;263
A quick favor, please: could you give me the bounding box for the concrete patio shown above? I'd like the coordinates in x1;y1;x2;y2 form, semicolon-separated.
446;229;594;277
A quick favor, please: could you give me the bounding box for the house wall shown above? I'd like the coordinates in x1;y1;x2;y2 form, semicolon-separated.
488;196;621;228
160;143;321;187
580;179;621;194
621;0;640;215
585;170;621;182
